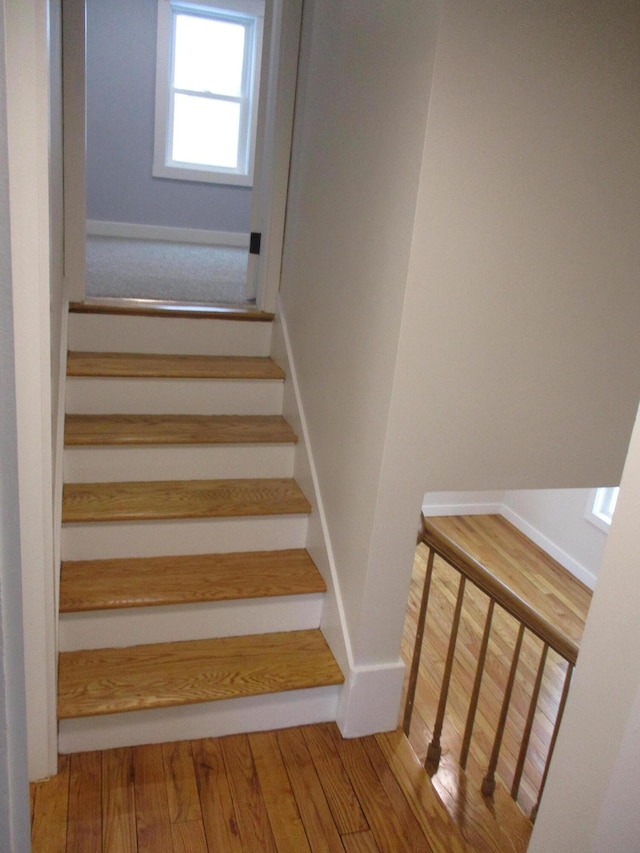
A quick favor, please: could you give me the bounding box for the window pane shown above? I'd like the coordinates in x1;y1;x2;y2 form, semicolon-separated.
171;93;240;168
174;14;246;98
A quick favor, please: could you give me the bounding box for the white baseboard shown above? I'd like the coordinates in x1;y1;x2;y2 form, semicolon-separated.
500;506;597;590
86;219;249;248
271;304;353;680
337;660;406;738
422;501;503;516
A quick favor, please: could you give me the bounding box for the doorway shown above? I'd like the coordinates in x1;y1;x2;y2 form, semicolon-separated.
63;0;301;312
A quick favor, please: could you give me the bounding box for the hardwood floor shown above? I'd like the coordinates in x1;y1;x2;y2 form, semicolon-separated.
30;723;470;852
400;515;592;848
33;513;590;852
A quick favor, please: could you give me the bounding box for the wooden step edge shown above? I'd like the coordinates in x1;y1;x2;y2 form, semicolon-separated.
69;299;275;321
57;629;344;719
59;549;326;612
66;351;285;381
64;414;298;447
61;478;311;524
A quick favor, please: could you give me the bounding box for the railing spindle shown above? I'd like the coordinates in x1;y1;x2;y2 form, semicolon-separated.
481;622;525;797
426;575;466;770
460;598;495;770
511;642;549;801
531;661;574;821
402;547;436;736
402;517;582;814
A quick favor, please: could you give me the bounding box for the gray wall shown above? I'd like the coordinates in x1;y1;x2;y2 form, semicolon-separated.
86;0;251;232
0;1;31;847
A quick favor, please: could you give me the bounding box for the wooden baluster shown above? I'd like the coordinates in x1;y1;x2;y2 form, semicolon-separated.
531;661;574;821
481;622;525;798
460;598;495;770
426;575;466;770
511;642;549;801
402;547;436;736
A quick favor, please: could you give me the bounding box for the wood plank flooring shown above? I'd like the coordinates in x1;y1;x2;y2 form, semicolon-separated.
62;478;311;523
400;514;592;848
60;549;326;612
65;414;298;446
67;352;285;380
58;630;344;719
30;724;471;852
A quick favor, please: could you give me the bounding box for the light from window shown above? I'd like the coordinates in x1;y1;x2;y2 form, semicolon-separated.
587;486;619;532
153;0;264;186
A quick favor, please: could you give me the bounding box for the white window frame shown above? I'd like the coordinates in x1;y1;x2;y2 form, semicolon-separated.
153;0;264;186
586;486;619;532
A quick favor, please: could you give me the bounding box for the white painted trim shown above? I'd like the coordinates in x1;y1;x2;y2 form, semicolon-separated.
422;500;504;516
52;298;69;640
251;0;302;311
59;594;324;651
59;685;342;753
500;505;597;591
152;0;264;187
337;661;406;738
5;0;58;781
271;303;353;673
86;219;249;248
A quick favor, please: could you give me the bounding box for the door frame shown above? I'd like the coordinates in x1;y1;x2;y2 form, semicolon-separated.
61;0;302;312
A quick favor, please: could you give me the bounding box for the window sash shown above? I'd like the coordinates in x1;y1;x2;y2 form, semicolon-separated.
153;0;264;186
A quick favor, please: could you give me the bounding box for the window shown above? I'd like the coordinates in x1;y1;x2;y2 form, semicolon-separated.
587;486;619;532
153;0;264;186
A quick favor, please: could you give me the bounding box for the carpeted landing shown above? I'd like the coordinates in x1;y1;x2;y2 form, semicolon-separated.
86;236;250;304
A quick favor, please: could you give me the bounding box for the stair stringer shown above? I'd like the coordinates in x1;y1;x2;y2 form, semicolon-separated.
271;301;406;738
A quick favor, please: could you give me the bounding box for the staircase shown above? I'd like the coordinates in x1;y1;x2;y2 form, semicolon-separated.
57;303;344;754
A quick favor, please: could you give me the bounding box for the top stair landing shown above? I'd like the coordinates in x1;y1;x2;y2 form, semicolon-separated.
68;301;273;357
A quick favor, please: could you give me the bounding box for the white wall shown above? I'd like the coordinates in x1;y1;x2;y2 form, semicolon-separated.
529;406;640;851
502;489;607;588
0;1;31;845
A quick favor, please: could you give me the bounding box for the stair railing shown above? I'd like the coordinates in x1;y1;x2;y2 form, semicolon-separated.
403;516;579;821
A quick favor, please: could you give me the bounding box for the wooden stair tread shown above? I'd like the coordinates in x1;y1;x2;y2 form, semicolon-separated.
57;629;344;719
69;300;274;321
62;478;311;523
67;351;285;380
64;414;298;446
60;549;326;612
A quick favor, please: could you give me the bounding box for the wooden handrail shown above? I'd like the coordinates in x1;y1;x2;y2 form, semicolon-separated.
404;515;580;819
420;518;579;665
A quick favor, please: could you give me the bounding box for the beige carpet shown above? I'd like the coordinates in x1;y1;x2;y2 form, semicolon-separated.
86;236;249;304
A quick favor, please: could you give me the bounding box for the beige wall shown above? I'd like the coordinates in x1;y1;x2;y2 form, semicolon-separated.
281;0;640;675
279;0;442;661
395;0;640;492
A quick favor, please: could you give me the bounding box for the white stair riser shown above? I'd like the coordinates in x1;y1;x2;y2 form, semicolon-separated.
68;314;272;356
65;377;284;415
61;515;309;560
59;594;324;651
58;685;342;754
64;444;295;482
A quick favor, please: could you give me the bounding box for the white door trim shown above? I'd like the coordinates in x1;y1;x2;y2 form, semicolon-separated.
250;0;302;313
